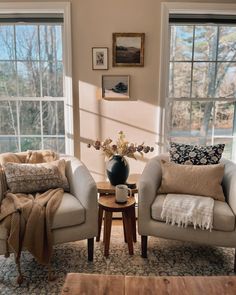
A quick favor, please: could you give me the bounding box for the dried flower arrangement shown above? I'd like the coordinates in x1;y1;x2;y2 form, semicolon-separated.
87;131;154;159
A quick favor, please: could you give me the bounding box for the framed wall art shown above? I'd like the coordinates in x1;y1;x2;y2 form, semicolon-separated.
112;33;145;67
92;47;108;70
102;75;130;99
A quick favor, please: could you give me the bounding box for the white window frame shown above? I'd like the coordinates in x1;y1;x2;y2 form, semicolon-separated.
0;2;74;155
159;2;236;160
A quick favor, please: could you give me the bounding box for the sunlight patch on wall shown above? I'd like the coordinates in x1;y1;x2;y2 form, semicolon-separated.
78;80;163;177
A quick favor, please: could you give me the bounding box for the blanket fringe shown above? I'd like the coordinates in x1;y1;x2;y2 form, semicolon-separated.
15;254;23;285
165;214;213;231
48;264;56;281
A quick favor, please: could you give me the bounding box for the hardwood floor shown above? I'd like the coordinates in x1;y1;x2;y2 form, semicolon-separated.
61;273;236;295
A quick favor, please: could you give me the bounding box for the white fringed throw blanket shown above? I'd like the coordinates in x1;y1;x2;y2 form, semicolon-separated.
161;194;214;231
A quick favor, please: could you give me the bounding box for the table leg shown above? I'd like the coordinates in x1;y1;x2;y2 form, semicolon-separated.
104;210;112;257
130;205;137;243
122;213;127;243
123;209;134;255
96;205;104;242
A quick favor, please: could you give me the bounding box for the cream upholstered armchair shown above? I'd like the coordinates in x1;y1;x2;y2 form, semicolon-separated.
138;154;236;271
0;152;98;261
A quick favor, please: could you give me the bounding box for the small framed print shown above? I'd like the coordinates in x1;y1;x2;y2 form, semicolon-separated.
102;75;130;100
113;33;145;67
92;47;108;70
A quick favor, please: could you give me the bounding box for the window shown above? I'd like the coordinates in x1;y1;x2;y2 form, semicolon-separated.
0;2;73;155
0;20;66;153
167;16;236;160
159;4;236;163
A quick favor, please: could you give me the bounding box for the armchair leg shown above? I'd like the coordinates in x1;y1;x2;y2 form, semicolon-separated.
234;249;236;273
141;235;148;258
88;238;94;261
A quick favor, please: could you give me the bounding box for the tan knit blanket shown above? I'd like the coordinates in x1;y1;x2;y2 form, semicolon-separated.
0;150;63;266
0;188;63;265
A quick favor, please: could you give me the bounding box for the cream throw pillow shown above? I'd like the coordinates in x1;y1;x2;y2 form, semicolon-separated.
3;159;69;193
158;160;225;201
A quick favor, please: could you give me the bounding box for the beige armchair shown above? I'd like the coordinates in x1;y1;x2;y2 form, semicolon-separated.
0;153;98;261
138;154;236;271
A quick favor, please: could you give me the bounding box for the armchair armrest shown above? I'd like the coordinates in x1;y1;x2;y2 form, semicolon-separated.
221;158;236;216
0;166;7;205
63;156;98;221
138;155;164;233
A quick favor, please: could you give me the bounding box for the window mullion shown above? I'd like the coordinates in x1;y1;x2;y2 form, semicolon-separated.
211;25;220;144
189;25;195;100
213;25;220;94
189;25;195;135
38;24;43;97
38;24;44;150
16;101;21;151
13;24;21;151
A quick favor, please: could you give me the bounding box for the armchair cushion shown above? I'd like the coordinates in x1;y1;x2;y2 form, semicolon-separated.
3;159;69;193
158;160;225;201
152;194;235;232
51;193;85;230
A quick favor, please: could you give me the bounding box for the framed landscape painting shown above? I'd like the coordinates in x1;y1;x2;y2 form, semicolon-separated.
92;47;108;70
112;33;145;67
102;75;130;99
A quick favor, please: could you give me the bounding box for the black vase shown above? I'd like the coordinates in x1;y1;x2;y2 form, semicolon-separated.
106;155;129;186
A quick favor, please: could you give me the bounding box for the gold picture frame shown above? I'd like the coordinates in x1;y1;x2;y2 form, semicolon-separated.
112;33;145;67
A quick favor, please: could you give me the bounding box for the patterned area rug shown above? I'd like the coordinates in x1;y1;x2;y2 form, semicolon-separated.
0;225;235;294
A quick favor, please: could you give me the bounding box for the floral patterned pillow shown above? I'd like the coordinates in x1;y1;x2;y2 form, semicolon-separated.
169;142;225;165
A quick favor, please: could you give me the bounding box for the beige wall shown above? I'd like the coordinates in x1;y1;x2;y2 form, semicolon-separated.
1;0;236;181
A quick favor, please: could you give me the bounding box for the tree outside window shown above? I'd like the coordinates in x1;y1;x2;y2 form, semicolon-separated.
0;23;65;153
168;23;236;160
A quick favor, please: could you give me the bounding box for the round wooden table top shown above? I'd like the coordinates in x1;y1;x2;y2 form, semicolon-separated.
96;181;138;195
98;195;136;211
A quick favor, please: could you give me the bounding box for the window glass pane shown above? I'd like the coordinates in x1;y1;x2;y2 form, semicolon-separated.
42;61;63;97
169;137;203;145
20;137;41;151
218;26;236;61
169;62;191;97
0;101;17;135
0;137;18;153
194;26;217;61
192;62;216;98
214;101;234;136
191;102;213;136
16;25;39;60
0;25;14;60
17;61;40;97
170;101;191;135
170;25;193;61
42;101;64;135
0;62;17;97
213;138;233;160
40;25;62;61
216;62;236;98
19;101;41;135
43;137;65;153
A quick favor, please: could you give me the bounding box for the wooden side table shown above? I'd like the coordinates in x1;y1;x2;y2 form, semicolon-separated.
96;181;138;257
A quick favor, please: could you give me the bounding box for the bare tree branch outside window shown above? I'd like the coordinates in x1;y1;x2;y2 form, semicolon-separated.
168;24;236;160
0;23;65;153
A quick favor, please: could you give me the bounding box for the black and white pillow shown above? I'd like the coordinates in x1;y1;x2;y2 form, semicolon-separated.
169;142;225;165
